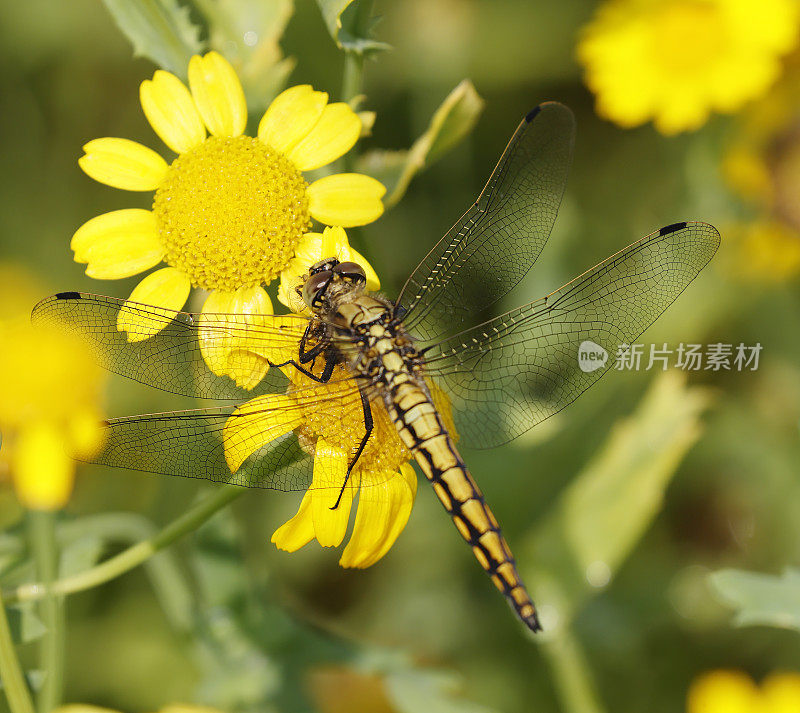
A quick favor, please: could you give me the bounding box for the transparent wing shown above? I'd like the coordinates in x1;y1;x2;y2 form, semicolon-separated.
31;292;356;400
420;222;720;448
396;102;575;343
85;384;378;495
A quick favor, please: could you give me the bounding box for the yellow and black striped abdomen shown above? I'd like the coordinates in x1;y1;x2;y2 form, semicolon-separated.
384;376;541;632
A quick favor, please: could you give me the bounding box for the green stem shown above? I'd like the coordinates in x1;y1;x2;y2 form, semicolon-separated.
539;625;606;713
341;52;364;105
0;589;35;713
340;0;374;103
28;511;62;713
6;485;244;606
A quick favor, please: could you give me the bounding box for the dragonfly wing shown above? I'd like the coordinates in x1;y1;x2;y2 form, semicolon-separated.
421;222;721;448
88;383;375;493
396;102;575;343
32;291;312;400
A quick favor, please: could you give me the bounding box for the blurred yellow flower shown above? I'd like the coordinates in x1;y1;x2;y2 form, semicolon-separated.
0;265;105;510
687;670;800;713
722;220;800;282
721;56;800;281
577;0;800;135
73;50;385;388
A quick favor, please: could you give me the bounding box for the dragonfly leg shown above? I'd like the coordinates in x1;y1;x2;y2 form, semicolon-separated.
331;388;373;510
298;324;326;364
272;351;337;383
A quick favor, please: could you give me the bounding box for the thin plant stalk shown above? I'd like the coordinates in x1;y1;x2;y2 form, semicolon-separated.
28;510;63;713
538;625;606;713
0;580;36;713
6;484;244;605
340;0;375;104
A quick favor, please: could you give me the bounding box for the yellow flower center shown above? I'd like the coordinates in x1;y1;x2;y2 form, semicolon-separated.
153;136;311;292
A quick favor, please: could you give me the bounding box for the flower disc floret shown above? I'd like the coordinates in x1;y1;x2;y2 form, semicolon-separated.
154;136;310;291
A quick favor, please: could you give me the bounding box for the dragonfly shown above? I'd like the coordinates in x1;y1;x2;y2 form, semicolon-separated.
33;103;719;632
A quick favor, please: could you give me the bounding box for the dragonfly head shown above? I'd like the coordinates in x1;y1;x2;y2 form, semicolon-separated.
302;258;367;313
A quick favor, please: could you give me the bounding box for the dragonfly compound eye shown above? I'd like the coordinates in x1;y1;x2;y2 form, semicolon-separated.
333;261;366;284
302;270;333;309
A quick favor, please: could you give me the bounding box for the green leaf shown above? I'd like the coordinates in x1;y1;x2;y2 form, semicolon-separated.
315;0;391;55
357;79;484;208
709;568;800;631
197;0;295;112
101;0;205;79
6;602;46;645
525;371;713;625
58;535;104;579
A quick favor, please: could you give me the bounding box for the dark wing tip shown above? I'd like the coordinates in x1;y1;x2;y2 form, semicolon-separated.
55;291;82;300
659;221;688;236
525;105;541;123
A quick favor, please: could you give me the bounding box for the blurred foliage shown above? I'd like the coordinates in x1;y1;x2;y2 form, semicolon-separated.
528;371;713;626
101;0;205;80
315;0;390;56
357;79;484;208
1;1;800;713
710;568;800;632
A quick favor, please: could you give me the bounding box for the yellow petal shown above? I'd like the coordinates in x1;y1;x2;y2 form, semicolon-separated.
79;137;168;191
71;209;164;279
349;246;381;292
224;393;302;473
762;672;800;713
319;224;348;256
258;85;328;154
686;671;759;713
188;51;247;138
71;209;157;261
117;267;191;342
287;103;361;171
340;463;417;568
199;286;275;389
67;406;106;459
310;439;353;547
277;257;309;314
140;70;206;154
12;422;75;510
308;173;386;227
272;490;315;552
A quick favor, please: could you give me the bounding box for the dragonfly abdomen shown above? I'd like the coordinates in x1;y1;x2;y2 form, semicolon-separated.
383;375;542;633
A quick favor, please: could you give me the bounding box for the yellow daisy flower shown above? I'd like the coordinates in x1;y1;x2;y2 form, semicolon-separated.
222;229;452;567
687;670;800;713
577;0;800;135
722;219;800;282
225;356;457;567
0;265;105;510
73;51;385;387
720;61;800;282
